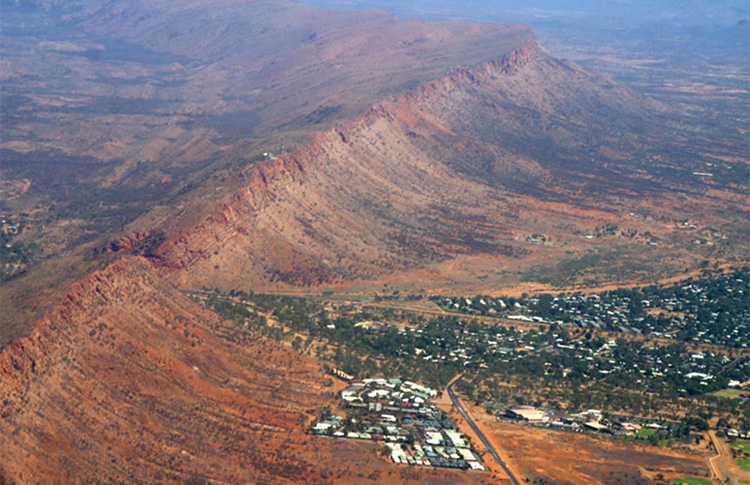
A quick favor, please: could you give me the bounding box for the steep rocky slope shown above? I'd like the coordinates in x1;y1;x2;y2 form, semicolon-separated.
146;40;747;291
0;257;333;483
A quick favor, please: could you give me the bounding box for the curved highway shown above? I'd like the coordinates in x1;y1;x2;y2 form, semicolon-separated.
447;376;521;485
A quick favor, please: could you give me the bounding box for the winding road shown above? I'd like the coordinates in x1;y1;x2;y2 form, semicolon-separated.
447;376;522;485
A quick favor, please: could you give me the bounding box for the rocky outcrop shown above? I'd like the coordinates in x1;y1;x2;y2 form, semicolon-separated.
0;257;337;483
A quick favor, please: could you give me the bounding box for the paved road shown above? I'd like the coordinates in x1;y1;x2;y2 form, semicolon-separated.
447;376;521;485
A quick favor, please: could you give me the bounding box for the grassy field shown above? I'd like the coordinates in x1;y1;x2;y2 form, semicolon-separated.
636;428;658;438
733;441;750;454
731;441;750;473
672;478;713;485
710;388;744;399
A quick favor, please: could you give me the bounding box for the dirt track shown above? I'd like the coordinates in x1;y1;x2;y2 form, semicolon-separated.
708;430;731;483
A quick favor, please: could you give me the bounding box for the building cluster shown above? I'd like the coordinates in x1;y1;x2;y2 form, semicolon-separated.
386;441;485;470
310;378;485;471
440;269;749;348
502;404;709;441
390;319;538;369
359;312;747;400
726;428;750;439
339;378;438;413
505;406;615;433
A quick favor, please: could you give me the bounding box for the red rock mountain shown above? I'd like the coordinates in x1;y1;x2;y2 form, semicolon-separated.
0;0;538;341
1;0;747;483
145;39;745;292
0;257;333;482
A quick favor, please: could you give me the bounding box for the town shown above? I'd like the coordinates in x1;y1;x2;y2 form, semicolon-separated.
202;268;750;470
437;268;749;348
310;376;486;471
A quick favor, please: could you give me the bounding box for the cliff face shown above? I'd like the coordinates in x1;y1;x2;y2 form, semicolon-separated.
148;39;678;290
0;257;336;483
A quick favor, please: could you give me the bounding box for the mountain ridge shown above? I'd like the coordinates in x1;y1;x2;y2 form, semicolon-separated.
147;40;547;284
0;0;538;345
135;36;736;293
1;2;748;482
